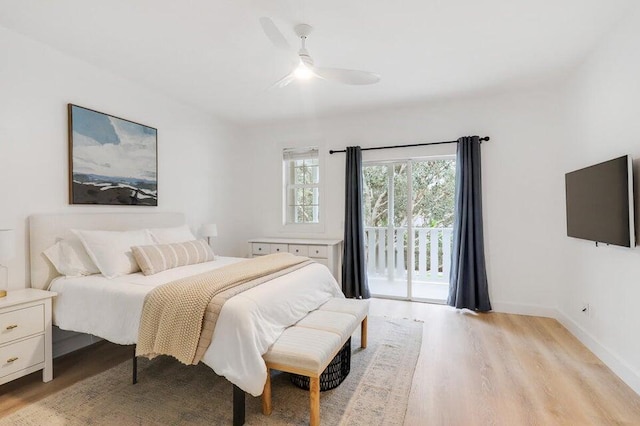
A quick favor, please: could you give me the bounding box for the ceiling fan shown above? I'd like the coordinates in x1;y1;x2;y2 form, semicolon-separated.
259;17;381;88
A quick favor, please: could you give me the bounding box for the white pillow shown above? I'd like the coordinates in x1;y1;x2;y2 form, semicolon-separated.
43;239;100;277
73;229;154;279
148;224;196;244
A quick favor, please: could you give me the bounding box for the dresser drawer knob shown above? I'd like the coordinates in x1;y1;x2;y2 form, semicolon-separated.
6;357;18;363
5;324;18;330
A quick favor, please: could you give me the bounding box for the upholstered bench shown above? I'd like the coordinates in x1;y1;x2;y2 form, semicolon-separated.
262;297;370;426
318;297;369;348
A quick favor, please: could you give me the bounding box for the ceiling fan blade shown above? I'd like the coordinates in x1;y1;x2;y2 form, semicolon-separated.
259;17;291;51
314;67;381;85
268;72;296;90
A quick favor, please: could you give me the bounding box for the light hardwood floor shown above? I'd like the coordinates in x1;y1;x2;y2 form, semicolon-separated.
1;299;640;425
371;299;640;425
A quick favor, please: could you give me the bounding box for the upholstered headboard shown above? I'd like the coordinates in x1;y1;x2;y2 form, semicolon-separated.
29;212;185;290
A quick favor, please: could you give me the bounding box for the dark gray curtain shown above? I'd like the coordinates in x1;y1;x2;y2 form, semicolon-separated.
447;136;492;311
342;146;370;299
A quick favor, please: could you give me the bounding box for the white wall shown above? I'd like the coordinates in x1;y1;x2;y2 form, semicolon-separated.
238;88;570;314
556;4;640;394
0;25;240;290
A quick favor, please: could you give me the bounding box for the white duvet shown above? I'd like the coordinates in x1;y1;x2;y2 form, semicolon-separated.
50;256;344;396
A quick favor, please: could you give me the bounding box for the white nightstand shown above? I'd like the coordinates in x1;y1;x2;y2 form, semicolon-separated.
0;289;56;385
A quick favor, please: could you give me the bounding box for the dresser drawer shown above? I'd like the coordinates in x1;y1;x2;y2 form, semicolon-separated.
0;305;44;345
313;258;329;268
270;244;288;254
252;243;270;255
0;334;45;379
288;245;309;256
308;245;328;258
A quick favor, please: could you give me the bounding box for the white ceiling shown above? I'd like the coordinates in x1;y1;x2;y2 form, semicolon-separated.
0;0;634;124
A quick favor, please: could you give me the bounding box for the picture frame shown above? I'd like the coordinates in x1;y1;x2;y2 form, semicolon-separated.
68;104;158;206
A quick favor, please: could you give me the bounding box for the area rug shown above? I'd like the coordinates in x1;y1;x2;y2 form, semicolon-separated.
2;317;422;425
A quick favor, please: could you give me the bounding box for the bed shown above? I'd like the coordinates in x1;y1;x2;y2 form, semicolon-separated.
29;212;344;424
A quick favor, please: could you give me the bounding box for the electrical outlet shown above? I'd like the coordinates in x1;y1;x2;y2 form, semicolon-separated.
581;303;590;317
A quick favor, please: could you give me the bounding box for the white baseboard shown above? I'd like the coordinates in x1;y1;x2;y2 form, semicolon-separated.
555;310;640;396
491;301;558;318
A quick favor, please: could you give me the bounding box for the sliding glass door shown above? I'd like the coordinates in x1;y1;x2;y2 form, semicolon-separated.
363;158;455;302
362;163;408;298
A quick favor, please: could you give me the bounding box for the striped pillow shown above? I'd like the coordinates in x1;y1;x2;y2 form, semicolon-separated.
132;240;215;276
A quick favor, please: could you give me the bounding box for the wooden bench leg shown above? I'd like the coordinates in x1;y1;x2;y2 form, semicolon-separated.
262;368;273;415
361;316;368;349
310;376;320;426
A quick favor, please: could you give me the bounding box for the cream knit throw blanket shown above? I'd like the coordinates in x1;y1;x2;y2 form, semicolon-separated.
136;253;311;365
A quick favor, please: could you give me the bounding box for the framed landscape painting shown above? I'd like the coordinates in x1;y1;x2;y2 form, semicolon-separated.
68;104;158;206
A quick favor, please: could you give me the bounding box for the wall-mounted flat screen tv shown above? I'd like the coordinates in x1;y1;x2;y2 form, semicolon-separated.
565;155;635;247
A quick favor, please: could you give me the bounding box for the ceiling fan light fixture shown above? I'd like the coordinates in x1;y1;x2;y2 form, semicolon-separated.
260;18;380;88
293;61;314;80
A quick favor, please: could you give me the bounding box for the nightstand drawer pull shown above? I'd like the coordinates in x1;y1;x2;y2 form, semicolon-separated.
6;324;18;330
6;357;18;363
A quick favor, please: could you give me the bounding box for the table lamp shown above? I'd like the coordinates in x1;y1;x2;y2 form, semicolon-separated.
200;224;218;247
0;229;15;298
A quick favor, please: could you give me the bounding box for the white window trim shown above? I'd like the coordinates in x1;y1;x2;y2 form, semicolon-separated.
280;145;326;234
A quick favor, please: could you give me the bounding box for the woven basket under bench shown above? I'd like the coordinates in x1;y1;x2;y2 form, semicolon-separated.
290;338;351;391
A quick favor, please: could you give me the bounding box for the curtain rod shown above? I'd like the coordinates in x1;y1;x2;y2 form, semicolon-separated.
328;136;490;154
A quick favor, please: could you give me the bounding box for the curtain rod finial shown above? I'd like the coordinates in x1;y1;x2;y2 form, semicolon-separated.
480;136;490;142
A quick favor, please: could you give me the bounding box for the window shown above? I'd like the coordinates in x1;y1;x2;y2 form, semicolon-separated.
283;147;320;224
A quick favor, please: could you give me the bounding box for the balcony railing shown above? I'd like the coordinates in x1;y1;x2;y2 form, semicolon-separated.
364;226;453;283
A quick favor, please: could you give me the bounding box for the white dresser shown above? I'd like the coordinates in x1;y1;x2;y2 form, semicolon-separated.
248;237;343;282
0;288;56;385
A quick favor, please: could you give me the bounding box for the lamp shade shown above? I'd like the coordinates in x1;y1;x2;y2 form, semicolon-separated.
0;229;15;264
200;224;218;238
